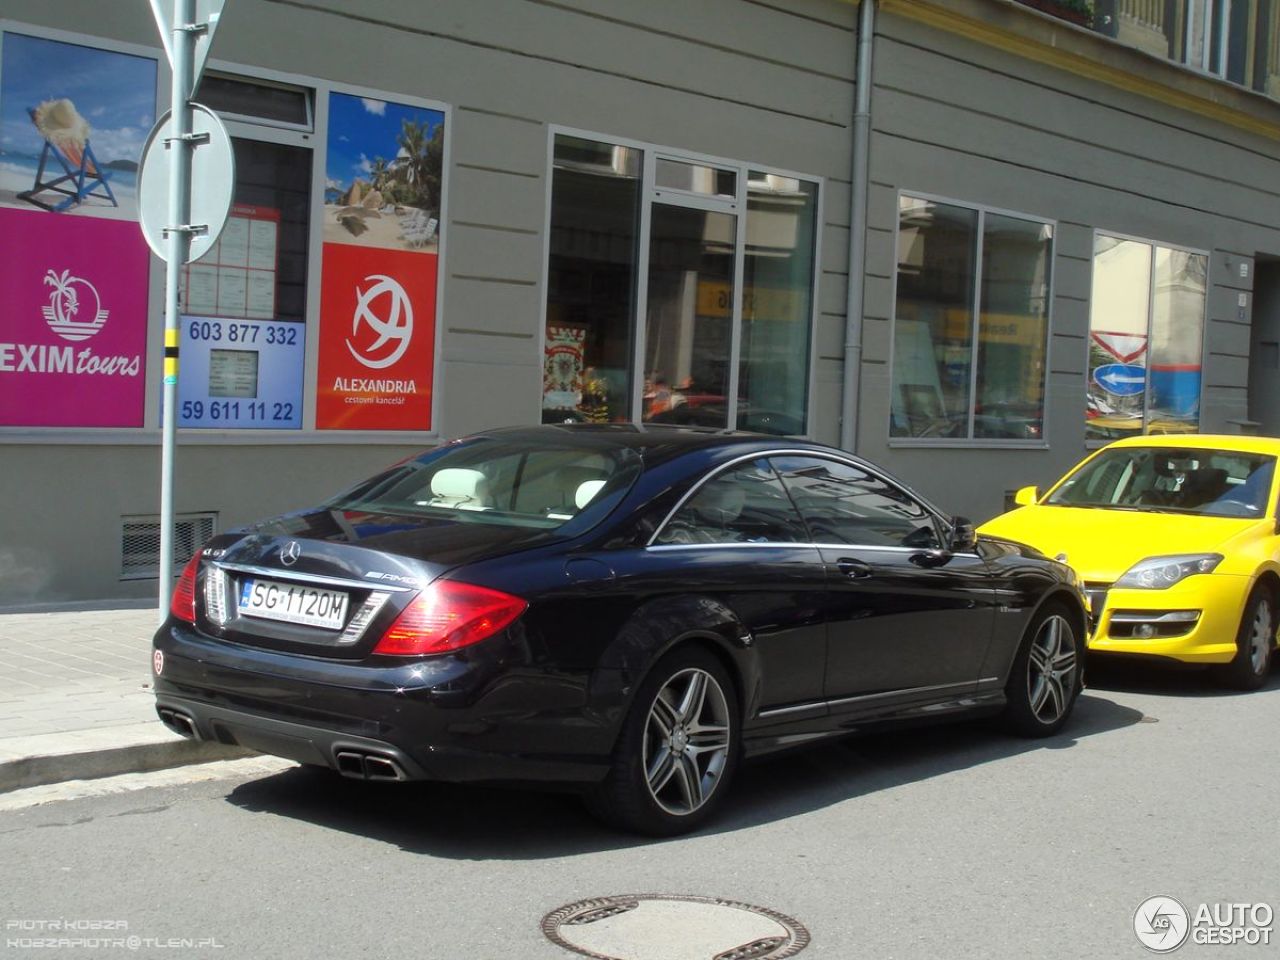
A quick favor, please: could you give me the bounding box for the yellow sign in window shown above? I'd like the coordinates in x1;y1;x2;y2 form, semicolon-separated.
696;281;800;321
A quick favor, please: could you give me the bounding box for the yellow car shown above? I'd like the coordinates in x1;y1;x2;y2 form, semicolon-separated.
980;435;1280;689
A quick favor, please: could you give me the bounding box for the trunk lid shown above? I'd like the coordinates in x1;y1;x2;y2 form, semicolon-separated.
196;507;555;658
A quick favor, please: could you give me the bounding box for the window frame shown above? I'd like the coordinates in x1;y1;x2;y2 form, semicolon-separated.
1183;0;1233;77
1084;229;1211;449
541;126;823;437
888;190;1057;449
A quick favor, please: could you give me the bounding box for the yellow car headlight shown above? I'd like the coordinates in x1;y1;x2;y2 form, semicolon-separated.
1114;554;1223;590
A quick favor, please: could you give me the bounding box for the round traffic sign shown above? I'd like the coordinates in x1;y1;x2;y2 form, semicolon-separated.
1093;362;1147;397
138;103;234;264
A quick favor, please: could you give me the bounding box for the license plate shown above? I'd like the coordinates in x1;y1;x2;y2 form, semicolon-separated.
238;579;348;630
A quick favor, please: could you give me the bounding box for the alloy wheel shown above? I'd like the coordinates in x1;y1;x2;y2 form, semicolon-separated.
642;667;732;816
1027;614;1077;724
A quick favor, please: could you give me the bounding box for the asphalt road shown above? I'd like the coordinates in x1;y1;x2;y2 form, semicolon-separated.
1;661;1277;960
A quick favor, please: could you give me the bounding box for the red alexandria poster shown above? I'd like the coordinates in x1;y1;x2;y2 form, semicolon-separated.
315;242;437;430
316;91;443;431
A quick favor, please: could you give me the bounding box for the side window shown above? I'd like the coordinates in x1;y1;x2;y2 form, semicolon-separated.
656;459;807;545
772;456;941;549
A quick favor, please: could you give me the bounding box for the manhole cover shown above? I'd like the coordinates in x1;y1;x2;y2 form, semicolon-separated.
542;894;810;960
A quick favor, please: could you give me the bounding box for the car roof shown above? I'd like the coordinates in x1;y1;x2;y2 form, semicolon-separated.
1106;434;1280;456
474;422;829;456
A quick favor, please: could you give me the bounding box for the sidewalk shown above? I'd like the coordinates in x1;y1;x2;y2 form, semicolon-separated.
0;607;249;792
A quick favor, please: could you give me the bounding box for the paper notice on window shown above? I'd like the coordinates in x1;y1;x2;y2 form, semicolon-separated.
216;268;248;315
193;237;220;266
208;348;259;399
185;265;218;315
248;219;278;270
218;216;250;267
246;271;276;319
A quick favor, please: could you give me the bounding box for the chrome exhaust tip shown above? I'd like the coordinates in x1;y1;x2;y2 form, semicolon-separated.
156;707;199;740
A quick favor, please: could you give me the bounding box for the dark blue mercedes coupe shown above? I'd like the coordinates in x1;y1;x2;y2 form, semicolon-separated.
153;424;1086;834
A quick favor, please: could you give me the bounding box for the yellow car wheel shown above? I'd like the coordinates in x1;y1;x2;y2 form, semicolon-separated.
1215;585;1276;691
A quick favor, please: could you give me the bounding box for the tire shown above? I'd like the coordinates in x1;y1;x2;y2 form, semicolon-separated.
586;646;740;836
1000;602;1083;737
1214;585;1275;691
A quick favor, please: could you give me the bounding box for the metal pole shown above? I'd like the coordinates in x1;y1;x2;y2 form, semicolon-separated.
158;0;195;622
841;0;876;453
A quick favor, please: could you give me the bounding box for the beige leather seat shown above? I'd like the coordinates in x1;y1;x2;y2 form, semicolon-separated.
426;468;489;510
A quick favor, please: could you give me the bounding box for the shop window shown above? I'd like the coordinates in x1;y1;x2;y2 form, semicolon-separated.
196;72;313;130
643;204;736;427
543;132;818;436
740;175;817;437
1087;234;1207;441
655;158;736;198
543;135;641;424
177;130;312;429
891;196;1052;442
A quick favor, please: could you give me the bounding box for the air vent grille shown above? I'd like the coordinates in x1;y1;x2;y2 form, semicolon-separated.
121;513;217;580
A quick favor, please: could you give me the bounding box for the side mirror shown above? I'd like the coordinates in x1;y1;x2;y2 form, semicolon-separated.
1013;485;1039;507
950;517;977;552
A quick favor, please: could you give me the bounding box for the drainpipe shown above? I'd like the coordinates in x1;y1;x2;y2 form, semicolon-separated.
841;0;876;452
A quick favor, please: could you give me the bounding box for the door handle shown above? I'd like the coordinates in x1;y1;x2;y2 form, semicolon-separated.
836;558;872;580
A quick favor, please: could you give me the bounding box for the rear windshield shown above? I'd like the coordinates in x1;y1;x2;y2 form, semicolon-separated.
1046;447;1276;517
326;438;644;530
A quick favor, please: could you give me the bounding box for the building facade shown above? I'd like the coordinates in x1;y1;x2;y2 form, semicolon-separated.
3;0;1280;605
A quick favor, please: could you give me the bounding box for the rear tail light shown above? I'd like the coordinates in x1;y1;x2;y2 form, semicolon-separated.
171;553;202;623
374;581;527;656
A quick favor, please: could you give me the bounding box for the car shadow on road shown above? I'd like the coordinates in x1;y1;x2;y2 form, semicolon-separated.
223;689;1144;858
1085;655;1280;698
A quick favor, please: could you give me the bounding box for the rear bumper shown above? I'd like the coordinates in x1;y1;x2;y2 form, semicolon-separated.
152;621;615;784
155;695;431;780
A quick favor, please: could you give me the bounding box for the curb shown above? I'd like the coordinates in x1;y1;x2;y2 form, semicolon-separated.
0;725;255;794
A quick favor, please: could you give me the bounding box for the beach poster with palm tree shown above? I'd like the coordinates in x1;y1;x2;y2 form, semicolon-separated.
316;92;445;431
323;92;444;253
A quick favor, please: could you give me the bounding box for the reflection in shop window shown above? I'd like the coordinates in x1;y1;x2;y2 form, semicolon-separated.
643;203;735;428
975;214;1052;439
739;174;817;436
542;133;819;435
543;135;641;424
891;196;1051;441
1087;235;1206;441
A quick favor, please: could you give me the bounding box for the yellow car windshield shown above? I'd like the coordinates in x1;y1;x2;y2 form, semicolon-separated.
1046;448;1275;517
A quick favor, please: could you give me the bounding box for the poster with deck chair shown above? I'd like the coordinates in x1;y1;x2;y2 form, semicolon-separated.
0;32;156;220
